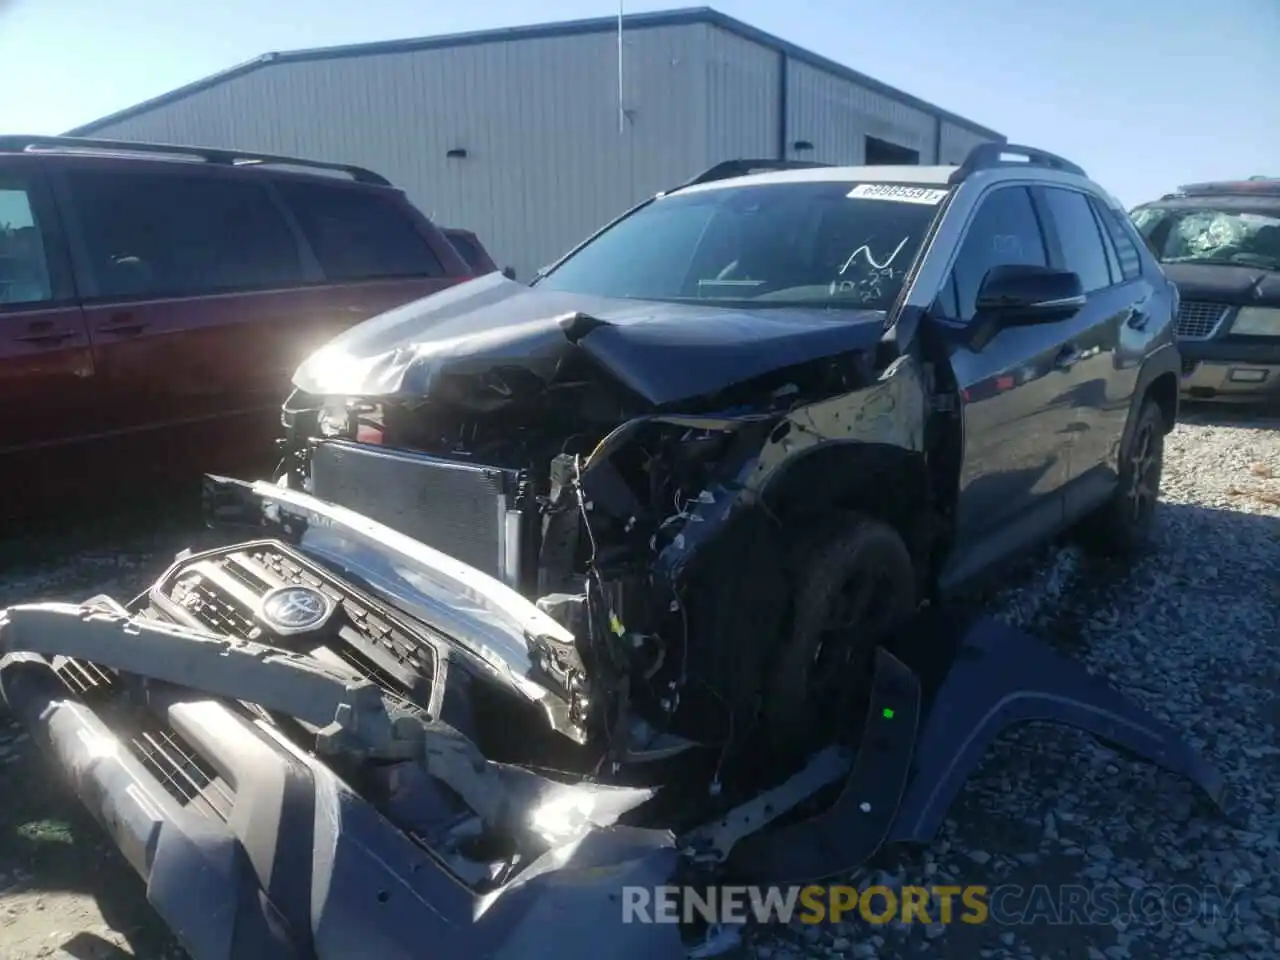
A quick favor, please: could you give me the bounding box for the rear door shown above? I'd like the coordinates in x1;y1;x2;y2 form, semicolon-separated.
55;161;314;471
934;185;1077;587
271;177;471;327
0;158;98;508
1034;186;1148;509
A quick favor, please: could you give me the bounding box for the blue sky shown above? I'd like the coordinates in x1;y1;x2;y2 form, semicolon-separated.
1;0;1275;207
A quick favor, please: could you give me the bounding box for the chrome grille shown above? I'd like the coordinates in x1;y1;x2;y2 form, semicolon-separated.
1175;301;1230;339
249;547;436;701
156;544;436;705
47;541;442;826
171;574;258;640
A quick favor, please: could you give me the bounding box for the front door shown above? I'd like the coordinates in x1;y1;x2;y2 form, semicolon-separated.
0;158;98;518
933;185;1079;588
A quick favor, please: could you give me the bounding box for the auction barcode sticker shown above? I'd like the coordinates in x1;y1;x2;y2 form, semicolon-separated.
847;183;949;205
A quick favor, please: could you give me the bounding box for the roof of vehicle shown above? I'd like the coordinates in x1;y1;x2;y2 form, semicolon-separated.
1135;193;1280;214
1156;177;1280;201
677;165;958;194
0;134;394;186
670;144;1095;197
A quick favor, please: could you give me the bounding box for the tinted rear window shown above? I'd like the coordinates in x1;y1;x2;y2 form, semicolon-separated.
446;232;487;272
65;168;305;298
274;180;444;282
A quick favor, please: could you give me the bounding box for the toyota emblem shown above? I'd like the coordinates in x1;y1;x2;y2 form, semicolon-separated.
257;585;334;636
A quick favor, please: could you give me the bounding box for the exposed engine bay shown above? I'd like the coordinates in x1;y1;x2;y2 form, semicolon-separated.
0;479;1242;960
274;298;921;777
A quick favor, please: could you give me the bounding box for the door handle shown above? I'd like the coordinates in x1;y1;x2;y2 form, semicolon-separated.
16;332;73;346
98;313;149;337
1053;345;1083;371
98;323;148;336
16;319;74;346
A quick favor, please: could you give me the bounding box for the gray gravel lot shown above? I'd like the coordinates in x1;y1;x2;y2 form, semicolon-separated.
1;407;1277;960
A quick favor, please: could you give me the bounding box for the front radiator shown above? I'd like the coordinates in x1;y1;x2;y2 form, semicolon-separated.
309;440;535;590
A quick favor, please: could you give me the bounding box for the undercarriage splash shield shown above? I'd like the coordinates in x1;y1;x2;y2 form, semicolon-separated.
886;610;1247;845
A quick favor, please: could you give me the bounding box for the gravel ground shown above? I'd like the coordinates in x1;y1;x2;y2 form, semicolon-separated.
0;407;1277;960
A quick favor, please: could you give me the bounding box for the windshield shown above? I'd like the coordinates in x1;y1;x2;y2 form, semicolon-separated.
1131;204;1280;271
535;180;947;311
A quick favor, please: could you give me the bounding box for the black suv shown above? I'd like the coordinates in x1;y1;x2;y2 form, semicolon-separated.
276;143;1181;758
1131;177;1280;402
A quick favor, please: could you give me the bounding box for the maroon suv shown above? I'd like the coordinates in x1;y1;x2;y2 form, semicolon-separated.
0;135;474;521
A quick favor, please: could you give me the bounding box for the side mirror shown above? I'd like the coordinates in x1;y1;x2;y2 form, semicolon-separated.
975;264;1085;326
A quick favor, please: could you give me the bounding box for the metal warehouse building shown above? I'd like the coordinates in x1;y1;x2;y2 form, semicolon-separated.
67;7;1004;281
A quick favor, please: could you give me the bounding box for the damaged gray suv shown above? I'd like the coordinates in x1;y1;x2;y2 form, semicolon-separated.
5;144;1232;960
277;144;1182;762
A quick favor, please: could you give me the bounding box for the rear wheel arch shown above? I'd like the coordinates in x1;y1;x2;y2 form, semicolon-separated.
1125;345;1181;446
1145;369;1178;433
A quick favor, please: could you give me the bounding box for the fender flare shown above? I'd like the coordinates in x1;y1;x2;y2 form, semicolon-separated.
886;612;1245;846
1122;342;1180;454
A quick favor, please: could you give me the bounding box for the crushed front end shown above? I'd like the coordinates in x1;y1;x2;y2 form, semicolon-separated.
0;481;1244;960
276;356;909;775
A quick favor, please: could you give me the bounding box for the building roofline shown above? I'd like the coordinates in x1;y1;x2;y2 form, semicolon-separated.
65;7;1003;141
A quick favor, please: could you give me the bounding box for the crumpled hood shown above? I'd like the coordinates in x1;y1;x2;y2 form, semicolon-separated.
1161;262;1280;306
293;272;886;408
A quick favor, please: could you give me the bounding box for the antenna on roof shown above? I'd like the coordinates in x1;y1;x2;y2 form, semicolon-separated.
617;2;626;134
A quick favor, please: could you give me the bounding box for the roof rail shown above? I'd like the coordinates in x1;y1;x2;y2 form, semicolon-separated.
947;142;1086;185
0;134;392;186
674;158;833;190
1174;178;1280;198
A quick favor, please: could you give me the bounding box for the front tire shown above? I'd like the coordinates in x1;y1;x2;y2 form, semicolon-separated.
762;513;918;758
1080;398;1165;555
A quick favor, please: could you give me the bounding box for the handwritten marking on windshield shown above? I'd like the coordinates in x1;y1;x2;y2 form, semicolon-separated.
838;235;911;274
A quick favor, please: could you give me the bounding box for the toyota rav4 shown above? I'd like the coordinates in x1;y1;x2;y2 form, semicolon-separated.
276;144;1182;760
0;144;1223;960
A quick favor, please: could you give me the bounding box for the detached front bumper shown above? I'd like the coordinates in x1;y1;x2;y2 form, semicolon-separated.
0;653;684;960
1180;338;1280;401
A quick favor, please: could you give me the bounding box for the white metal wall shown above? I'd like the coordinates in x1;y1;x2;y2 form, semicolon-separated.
937;121;993;166
782;59;938;166
76;26;710;281
703;25;780;163
76;23;997;279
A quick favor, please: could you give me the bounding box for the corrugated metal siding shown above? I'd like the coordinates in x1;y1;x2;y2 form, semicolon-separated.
783;59;935;165
703;25;780;163
938;121;997;165
76;25;707;281
71;21;1000;279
